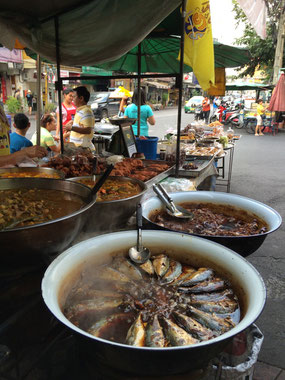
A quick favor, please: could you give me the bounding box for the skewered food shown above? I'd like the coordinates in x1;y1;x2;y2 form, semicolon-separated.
63;254;240;348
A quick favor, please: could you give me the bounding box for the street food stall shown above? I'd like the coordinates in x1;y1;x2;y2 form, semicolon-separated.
0;1;281;379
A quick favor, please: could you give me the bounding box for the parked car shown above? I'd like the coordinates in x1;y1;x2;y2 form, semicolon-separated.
184;96;204;113
88;92;121;120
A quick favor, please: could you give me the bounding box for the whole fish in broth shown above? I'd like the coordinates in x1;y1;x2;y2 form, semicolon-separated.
145;315;165;347
63;254;240;348
161;318;198;346
126;313;145;347
152;254;169;277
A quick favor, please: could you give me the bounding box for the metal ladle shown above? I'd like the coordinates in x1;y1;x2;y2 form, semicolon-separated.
128;203;151;264
153;183;194;219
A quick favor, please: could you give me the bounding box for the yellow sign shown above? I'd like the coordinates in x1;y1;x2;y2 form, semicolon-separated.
180;0;215;91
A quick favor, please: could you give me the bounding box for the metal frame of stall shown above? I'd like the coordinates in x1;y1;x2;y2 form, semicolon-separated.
53;0;186;177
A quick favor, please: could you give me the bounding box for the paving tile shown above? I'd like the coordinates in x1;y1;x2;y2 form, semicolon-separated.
276;370;285;380
253;361;282;380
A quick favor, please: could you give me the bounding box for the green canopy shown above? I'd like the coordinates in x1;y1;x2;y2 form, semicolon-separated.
94;38;251;74
226;82;273;91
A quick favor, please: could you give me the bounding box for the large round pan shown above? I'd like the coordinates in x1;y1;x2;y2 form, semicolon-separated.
42;230;266;377
142;191;282;256
0;178;96;265
0;166;65;179
67;175;148;232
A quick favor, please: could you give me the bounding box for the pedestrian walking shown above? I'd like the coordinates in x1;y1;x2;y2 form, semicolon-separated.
26;90;33;115
255;99;268;136
202;96;210;123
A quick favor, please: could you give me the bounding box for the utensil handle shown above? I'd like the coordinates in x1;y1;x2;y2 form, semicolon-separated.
136;203;143;251
153;184;175;214
91;164;114;196
156;183;173;204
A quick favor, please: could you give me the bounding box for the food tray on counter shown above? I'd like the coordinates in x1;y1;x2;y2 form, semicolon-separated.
178;157;214;177
144;160;175;187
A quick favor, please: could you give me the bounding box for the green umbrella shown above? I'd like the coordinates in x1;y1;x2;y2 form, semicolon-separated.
94;38;251;74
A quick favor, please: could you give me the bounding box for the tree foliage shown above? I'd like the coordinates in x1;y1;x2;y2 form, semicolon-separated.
232;0;285;82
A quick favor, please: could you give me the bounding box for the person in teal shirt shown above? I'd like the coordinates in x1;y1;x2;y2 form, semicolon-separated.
124;89;155;136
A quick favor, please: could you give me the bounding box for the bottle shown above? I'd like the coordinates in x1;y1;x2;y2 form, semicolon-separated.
159;148;166;160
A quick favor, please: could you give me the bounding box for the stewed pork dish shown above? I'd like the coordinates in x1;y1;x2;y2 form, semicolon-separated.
0;189;85;230
63;253;240;347
150;202;268;237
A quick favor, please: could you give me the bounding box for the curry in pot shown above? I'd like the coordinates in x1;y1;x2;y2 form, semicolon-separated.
0;189;85;230
150;202;268;237
74;177;142;202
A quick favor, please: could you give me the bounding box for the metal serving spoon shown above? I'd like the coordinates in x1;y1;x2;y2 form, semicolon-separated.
88;163;114;201
129;203;151;264
153;183;194;219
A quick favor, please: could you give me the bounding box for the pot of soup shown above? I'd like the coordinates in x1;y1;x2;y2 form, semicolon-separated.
142;191;282;256
67;176;148;232
0;178;96;265
42;230;266;376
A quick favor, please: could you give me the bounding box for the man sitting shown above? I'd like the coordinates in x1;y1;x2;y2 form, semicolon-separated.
10;113;33;153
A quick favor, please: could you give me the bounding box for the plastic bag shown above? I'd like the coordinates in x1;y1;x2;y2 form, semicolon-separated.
207;324;264;380
160;177;196;192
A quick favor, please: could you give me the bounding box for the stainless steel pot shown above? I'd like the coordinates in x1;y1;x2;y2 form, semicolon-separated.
142;191;282;257
0;167;65;179
0;178;96;265
67;176;148;232
42;230;266;376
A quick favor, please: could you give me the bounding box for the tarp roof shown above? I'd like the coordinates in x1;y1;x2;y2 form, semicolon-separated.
226;82;273;91
0;0;181;66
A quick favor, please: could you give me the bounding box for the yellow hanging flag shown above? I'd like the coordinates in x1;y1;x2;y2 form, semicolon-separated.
182;0;215;91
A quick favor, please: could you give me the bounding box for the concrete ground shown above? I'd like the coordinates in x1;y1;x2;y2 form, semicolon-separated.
223;128;285;379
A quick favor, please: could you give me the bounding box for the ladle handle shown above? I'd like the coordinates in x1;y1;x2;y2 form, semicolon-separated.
136;203;143;251
91;164;114;196
153;184;176;214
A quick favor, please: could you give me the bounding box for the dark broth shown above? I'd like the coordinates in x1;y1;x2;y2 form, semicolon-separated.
150;202;268;237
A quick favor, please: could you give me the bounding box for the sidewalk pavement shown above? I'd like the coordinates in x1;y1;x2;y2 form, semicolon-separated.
254;361;285;380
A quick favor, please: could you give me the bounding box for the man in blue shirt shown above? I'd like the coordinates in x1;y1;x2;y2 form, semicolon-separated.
10;113;33;153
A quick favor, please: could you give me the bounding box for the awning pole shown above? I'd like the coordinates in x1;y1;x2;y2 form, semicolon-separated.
175;0;186;176
55;15;64;154
137;43;142;136
36;54;41;146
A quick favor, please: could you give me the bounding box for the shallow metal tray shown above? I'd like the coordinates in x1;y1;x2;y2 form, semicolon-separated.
143;160;175;187
177;157;214;177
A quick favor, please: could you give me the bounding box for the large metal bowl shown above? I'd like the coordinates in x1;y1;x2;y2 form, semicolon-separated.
142;191;282;257
0;167;65;179
42;230;266;376
67;176;148;232
0;178;96;265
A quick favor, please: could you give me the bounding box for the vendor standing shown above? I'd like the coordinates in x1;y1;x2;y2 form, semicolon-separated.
65;86;95;151
124;89;155;136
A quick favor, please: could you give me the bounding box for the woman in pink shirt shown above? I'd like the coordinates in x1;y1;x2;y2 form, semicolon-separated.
56;88;76;141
